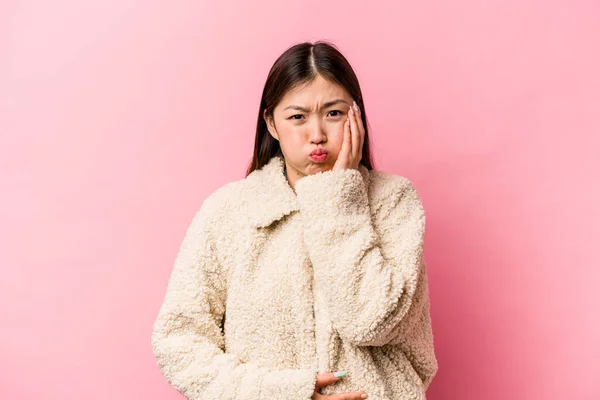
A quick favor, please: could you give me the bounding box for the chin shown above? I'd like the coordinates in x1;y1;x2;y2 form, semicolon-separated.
314;164;332;173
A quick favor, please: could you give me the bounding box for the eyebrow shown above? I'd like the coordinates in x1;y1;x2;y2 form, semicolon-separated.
283;99;349;112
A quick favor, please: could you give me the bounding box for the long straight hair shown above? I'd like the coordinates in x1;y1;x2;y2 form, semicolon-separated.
245;40;375;177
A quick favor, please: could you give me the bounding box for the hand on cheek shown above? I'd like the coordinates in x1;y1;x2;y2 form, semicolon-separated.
332;100;365;172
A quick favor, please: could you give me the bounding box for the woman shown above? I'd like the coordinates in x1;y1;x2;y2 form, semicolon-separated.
151;41;438;400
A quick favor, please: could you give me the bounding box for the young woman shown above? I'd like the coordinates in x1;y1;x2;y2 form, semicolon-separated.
151;41;438;400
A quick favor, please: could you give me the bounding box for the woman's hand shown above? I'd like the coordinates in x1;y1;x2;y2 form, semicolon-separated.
312;371;368;399
332;100;365;172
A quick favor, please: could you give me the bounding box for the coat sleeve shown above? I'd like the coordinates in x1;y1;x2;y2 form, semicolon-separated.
383;258;439;390
151;191;318;400
294;168;435;352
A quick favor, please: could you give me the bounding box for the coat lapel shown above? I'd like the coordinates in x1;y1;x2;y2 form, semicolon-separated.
243;155;371;229
243;155;299;229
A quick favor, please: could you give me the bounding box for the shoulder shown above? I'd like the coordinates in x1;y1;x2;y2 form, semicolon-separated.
368;169;423;205
193;171;268;228
192;178;246;230
367;169;425;221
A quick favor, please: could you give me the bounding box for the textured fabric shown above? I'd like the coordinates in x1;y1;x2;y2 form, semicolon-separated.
151;155;438;400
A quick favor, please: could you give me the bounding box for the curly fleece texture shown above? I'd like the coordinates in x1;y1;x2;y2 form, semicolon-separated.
151;155;438;400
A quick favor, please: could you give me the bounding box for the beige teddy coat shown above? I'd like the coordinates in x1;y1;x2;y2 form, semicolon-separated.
151;155;438;400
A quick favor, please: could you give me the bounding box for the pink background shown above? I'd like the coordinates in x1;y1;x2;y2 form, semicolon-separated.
1;1;599;399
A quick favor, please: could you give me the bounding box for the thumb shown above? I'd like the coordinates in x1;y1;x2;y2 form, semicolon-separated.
315;371;347;389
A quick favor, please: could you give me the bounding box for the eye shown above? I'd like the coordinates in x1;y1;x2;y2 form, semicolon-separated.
287;110;345;121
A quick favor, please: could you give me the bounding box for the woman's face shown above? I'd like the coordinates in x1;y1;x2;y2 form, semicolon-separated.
263;74;355;189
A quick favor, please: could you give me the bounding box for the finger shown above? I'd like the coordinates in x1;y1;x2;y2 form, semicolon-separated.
323;391;368;400
339;117;351;165
354;102;365;132
354;102;365;160
346;391;368;400
348;104;359;160
315;371;344;389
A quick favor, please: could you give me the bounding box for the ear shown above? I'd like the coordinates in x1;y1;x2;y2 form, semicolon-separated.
263;109;279;141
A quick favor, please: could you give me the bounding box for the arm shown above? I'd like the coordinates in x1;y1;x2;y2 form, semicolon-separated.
151;191;317;400
294;168;431;349
384;258;439;390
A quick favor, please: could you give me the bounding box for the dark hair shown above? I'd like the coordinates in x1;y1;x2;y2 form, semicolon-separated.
245;40;375;177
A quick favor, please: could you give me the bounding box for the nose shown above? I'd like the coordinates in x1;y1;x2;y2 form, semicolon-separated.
309;121;327;144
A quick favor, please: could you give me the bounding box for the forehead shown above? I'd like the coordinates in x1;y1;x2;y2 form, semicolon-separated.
279;75;348;106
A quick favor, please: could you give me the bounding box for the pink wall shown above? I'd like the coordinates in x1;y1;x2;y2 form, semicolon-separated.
1;1;599;399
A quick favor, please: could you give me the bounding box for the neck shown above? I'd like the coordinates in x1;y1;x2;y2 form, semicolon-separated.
282;164;297;193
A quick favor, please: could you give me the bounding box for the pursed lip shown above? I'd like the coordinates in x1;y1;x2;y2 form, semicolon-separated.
310;148;328;156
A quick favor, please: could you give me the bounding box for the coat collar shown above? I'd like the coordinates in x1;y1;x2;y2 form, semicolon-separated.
243;155;370;229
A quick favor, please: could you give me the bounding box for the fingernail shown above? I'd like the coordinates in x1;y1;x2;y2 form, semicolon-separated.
361;393;369;399
353;100;359;113
333;370;346;378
